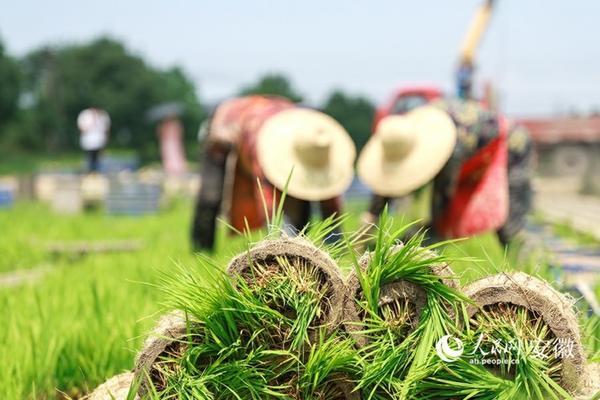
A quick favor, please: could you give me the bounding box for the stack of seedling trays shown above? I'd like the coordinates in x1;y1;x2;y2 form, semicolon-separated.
106;178;162;216
90;217;600;400
48;174;83;214
0;184;14;209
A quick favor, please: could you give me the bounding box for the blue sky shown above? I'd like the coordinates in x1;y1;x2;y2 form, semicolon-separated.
1;0;599;116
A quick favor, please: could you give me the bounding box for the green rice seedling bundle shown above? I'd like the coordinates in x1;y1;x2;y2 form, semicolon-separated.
344;215;470;399
416;273;594;400
133;311;189;396
88;212;598;400
121;231;359;399
226;237;347;350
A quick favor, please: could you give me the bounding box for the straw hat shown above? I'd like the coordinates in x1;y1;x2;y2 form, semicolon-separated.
357;106;457;197
257;108;356;201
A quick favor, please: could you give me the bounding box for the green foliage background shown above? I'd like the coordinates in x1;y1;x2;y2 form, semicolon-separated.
322;90;375;152
239;73;304;103
1;37;205;159
0;36;376;164
0;41;22;131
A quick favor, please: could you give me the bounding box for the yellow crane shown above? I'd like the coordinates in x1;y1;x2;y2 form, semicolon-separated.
456;0;496;99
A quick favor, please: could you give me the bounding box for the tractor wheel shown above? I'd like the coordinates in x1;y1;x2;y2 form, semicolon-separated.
550;145;590;176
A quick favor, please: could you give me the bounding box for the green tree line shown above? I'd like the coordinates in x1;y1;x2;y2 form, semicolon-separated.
0;36;375;159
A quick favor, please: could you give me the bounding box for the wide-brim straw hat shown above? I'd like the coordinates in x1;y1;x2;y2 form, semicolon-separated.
357;106;457;197
257;108;356;201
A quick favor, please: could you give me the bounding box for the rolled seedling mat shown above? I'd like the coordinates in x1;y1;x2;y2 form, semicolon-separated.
344;246;456;347
89;372;137;400
463;272;586;393
133;311;189;397
227;236;346;337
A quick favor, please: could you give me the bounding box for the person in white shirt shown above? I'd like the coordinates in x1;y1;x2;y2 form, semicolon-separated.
77;108;110;172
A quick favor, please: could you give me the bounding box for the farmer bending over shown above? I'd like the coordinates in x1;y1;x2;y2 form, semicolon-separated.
357;98;533;247
191;96;356;252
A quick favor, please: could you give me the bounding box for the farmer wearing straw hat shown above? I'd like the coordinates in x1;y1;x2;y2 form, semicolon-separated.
191;96;356;251
358;98;532;246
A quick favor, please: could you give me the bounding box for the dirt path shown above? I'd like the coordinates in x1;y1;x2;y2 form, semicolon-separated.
0;264;51;288
0;239;142;290
530;179;600;314
535;178;600;240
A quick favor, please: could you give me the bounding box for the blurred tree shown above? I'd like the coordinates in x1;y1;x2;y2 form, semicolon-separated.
0;39;21;130
321;90;375;152
12;37;205;155
239;73;303;103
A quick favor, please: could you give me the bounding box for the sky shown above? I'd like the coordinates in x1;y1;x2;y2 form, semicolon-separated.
1;0;599;116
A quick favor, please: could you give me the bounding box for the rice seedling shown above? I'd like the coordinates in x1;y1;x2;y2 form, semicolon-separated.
415;270;587;400
137;241;353;398
415;304;573;400
4;199;599;399
0;201;252;399
582;316;600;362
474;304;569;399
344;209;472;399
156;345;291;399
296;334;361;399
243;256;331;349
142;262;292;398
131;200;352;399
